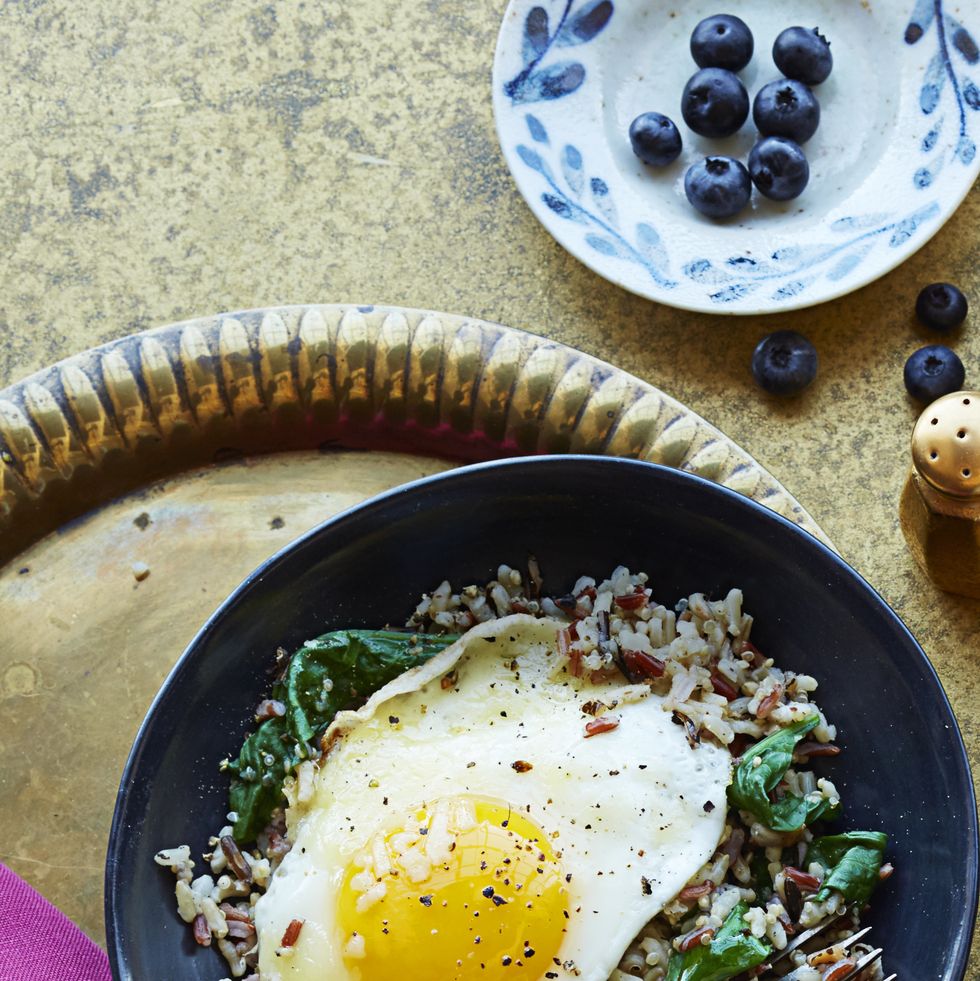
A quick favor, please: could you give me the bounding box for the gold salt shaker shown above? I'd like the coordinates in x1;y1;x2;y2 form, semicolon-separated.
900;391;980;598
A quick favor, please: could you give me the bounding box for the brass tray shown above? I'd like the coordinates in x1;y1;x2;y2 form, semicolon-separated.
0;304;831;944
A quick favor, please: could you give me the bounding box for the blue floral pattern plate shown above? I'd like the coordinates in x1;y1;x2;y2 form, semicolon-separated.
492;0;980;314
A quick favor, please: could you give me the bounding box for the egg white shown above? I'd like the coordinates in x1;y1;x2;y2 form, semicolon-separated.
254;614;731;980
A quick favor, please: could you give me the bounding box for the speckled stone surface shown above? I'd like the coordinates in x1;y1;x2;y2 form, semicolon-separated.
1;0;978;969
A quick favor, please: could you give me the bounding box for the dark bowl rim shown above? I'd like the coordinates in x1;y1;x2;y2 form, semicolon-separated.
104;454;980;979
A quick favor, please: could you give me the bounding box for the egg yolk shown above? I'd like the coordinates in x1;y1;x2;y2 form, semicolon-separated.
337;796;568;979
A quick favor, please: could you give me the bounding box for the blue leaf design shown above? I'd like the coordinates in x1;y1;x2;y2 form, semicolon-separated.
525;114;549;144
683;258;732;285
770;244;836;269
516;143;556;182
509;61;586;104
542;192;587;223
771;245;800;262
901;5;978;177
727;255;779;275
952;24;979;64
711;283;755;303
827;244;872;282
589;177;617;226
561;145;584;198
510;126;677;290
504;0;613;106
920;53;946;113
635;223;668;272
890;222;916;248
921;124;942;151
830;214;891;232
585;232;629;260
683;259;711;281
905;0;936;43
556;0;614;46
888;203;939;247
680;203;942;302
522;6;550;64
914;165;935;187
772;281;808;301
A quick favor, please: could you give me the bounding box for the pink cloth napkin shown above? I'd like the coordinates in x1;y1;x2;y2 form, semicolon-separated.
0;862;111;981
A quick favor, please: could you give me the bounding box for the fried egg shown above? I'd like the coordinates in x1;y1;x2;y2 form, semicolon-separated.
254;615;730;980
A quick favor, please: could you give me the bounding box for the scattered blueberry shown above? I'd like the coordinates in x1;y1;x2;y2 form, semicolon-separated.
748;136;810;201
751;331;818;395
915;283;969;332
685;156;752;219
904;345;966;402
753;79;821;144
773;27;833;86
690;14;754;72
629;112;683;167
681;68;749;139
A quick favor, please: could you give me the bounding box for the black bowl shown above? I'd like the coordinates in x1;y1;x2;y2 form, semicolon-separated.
106;456;978;980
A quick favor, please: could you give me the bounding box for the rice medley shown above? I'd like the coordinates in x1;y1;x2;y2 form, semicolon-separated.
409;564;839;750
156;563;889;981
409;566;884;981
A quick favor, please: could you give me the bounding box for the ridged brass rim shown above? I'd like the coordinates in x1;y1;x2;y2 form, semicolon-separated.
0;304;831;564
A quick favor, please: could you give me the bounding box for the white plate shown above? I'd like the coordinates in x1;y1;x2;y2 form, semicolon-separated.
492;0;980;314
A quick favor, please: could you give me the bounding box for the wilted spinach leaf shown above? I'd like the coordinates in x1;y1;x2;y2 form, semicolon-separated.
807;831;888;907
749;852;773;903
665;902;771;981
228;630;458;842
228;715;295;843
728;715;840;832
282;631;458;744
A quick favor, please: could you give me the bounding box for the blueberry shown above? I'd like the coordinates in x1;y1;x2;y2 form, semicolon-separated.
681;68;749;138
685;156;752;219
915;283;969;332
748;136;809;200
629;112;683;167
690;14;754;72
773;27;833;86
904;345;966;402
753;79;820;144
751;331;818;395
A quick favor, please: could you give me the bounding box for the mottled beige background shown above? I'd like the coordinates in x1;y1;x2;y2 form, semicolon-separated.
0;0;978;970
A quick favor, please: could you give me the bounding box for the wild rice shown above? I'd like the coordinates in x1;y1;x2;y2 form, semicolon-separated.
157;560;882;981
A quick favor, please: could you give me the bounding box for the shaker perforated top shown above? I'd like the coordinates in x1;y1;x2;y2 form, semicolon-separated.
912;392;980;498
